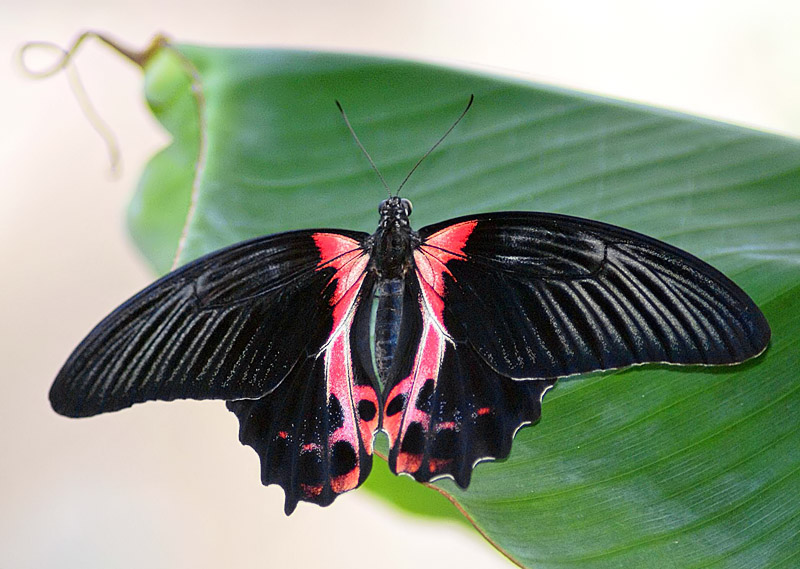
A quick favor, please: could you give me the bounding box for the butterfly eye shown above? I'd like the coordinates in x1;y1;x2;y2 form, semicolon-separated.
378;199;389;214
401;198;413;216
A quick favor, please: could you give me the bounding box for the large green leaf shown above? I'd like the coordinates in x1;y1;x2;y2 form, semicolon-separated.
130;43;800;567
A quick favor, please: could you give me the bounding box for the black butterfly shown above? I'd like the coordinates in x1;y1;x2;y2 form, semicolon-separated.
50;97;770;514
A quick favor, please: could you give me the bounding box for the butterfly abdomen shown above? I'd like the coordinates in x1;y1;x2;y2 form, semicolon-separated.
373;277;405;383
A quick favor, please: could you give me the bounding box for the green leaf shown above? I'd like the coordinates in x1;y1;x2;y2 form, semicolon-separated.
131;43;800;567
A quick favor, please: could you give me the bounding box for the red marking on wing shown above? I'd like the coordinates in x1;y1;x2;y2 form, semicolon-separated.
331;469;359;494
326;330;376;455
383;320;444;448
312;232;377;496
385;222;477;479
312;233;369;330
476;407;491;416
385;318;448;477
428;458;452;473
302;484;323;498
414;220;476;320
423;220;477;258
400;453;423;474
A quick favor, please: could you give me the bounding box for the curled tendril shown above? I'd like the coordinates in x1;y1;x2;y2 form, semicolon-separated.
18;32;169;176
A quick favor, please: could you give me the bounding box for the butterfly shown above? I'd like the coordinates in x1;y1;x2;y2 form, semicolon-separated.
50;96;771;514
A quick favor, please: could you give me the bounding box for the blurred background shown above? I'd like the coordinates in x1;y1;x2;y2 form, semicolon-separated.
3;2;798;568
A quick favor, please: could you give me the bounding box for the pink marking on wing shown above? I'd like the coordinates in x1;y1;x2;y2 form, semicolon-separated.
312;232;362;266
413;253;447;320
318;260;379;495
423;220;477;258
311;233;369;330
386;317;451;477
383;319;444;448
323;321;365;494
398;453;423;474
414;220;477;322
331;470;360;494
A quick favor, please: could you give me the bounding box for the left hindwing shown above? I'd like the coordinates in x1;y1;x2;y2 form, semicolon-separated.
381;212;770;485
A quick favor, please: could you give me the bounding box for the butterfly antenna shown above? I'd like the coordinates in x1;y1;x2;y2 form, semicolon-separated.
395;94;474;196
336;100;392;198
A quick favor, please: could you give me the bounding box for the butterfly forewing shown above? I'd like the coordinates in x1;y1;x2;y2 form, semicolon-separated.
51;230;362;417
419;212;770;380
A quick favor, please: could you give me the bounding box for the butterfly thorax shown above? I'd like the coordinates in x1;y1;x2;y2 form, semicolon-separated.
369;197;418;279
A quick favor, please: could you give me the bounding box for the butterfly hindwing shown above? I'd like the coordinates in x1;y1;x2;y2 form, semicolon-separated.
383;221;557;484
419;212;770;380
382;277;556;486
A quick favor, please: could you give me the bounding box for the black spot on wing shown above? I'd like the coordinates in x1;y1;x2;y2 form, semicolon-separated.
358;399;377;422
328;395;344;432
386;393;407;416
331;441;358;477
415;379;435;414
400;422;425;455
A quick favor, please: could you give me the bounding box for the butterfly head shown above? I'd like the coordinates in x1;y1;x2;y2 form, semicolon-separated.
378;196;413;229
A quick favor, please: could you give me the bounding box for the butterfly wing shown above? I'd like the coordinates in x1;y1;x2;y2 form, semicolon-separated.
227;234;380;514
382;212;770;485
423;212;770;378
382;273;557;487
51;229;380;513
